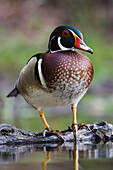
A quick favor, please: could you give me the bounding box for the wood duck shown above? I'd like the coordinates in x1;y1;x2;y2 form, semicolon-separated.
7;25;93;141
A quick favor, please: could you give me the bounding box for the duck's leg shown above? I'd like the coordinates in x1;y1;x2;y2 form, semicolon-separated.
38;109;50;129
71;104;78;140
77;123;90;130
38;109;64;141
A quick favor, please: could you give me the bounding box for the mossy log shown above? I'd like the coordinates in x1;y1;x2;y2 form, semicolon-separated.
0;121;113;145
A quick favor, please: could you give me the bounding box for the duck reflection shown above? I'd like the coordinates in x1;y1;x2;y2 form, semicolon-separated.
41;143;79;170
73;144;78;170
0;141;113;170
41;152;51;170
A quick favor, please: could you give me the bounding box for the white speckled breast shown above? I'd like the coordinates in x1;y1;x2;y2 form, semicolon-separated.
42;50;93;101
17;50;93;110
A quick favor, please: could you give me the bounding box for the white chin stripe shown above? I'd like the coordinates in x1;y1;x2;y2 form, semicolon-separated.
38;59;47;88
58;37;74;51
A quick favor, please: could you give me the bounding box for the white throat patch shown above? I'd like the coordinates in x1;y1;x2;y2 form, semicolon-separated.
50;36;74;53
58;37;74;51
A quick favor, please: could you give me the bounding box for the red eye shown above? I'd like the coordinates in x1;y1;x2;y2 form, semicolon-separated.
62;30;70;37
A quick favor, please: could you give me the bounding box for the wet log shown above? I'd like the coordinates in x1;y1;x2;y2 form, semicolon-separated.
0;121;113;145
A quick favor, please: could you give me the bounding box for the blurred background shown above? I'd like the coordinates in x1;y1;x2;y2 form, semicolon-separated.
0;0;113;132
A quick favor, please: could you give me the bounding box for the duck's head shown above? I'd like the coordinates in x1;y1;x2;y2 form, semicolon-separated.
48;25;93;54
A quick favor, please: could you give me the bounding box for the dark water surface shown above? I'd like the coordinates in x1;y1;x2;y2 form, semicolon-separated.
0;141;113;170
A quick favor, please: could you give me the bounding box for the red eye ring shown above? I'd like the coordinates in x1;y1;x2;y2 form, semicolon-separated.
62;30;70;37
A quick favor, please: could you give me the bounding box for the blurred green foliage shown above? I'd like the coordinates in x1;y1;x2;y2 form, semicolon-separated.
0;30;48;75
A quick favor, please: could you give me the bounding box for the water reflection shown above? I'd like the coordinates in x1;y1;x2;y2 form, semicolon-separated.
0;141;113;170
41;152;51;170
74;144;78;170
41;143;79;170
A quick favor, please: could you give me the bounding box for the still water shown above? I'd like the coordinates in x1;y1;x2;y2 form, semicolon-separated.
0;141;113;170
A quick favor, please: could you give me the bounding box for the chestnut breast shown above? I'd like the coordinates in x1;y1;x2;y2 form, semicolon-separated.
42;51;93;95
